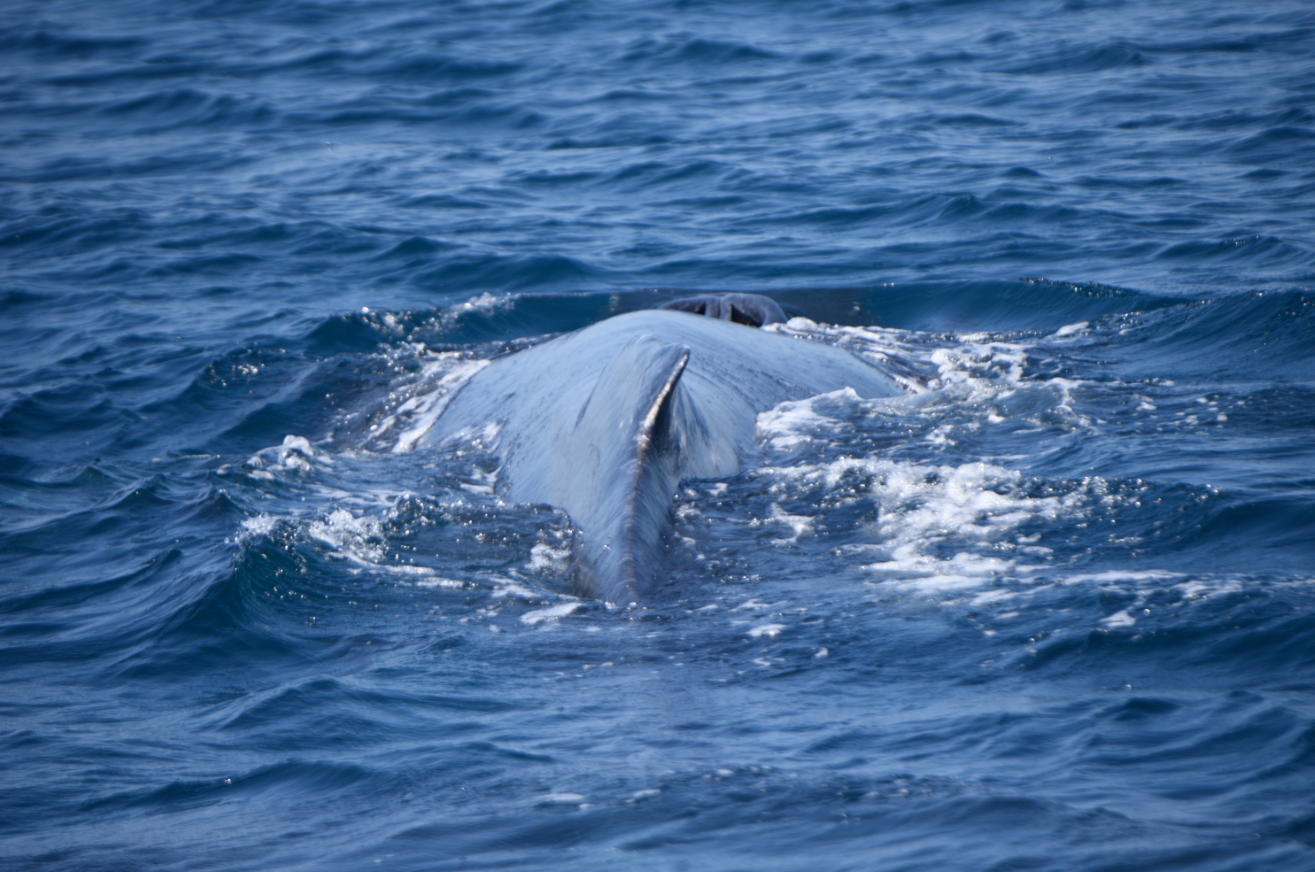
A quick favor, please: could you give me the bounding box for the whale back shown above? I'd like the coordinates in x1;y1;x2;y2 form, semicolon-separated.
421;309;901;603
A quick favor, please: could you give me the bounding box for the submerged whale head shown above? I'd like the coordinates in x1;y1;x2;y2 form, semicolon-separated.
657;293;790;327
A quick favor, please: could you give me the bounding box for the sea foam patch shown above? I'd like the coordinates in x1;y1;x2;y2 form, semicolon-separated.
742;322;1130;596
763;319;1107;458
365;355;490;453
244;434;329;478
751;456;1080;591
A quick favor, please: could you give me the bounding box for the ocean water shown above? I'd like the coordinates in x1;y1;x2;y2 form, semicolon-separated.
3;0;1315;869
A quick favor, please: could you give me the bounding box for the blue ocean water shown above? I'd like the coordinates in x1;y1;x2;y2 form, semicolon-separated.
3;0;1315;869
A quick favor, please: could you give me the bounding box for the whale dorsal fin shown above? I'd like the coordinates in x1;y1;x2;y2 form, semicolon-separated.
560;335;690;604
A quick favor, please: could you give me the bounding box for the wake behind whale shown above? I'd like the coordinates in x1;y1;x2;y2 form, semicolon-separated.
420;296;904;604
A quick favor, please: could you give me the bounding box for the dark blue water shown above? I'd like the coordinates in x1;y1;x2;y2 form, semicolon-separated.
4;1;1315;869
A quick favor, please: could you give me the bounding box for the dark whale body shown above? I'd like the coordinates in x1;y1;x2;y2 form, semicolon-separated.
421;300;902;604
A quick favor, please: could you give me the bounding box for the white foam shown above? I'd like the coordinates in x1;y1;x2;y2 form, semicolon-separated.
755;328;1098;464
494;582;538;600
528;541;570;574
748;623;786;638
306;508;387;565
1061;570;1182;585
245;434;325;475
240;513;280;537
932;339;1030;390
379;356;490;453
448;292;512;319
1100;609;1138;628
386;564;440;578
535;793;586;806
752;457;1082;593
757;388;862;450
771;319;938;393
521;603;582;625
968;588;1018;606
756;503;814;544
415;577;464;589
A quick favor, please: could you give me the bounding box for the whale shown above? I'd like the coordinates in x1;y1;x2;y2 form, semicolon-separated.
420;295;903;605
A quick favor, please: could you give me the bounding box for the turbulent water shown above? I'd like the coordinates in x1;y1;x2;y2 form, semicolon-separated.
3;1;1315;869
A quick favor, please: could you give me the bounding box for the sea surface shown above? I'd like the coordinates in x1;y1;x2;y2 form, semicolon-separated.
3;1;1315;870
